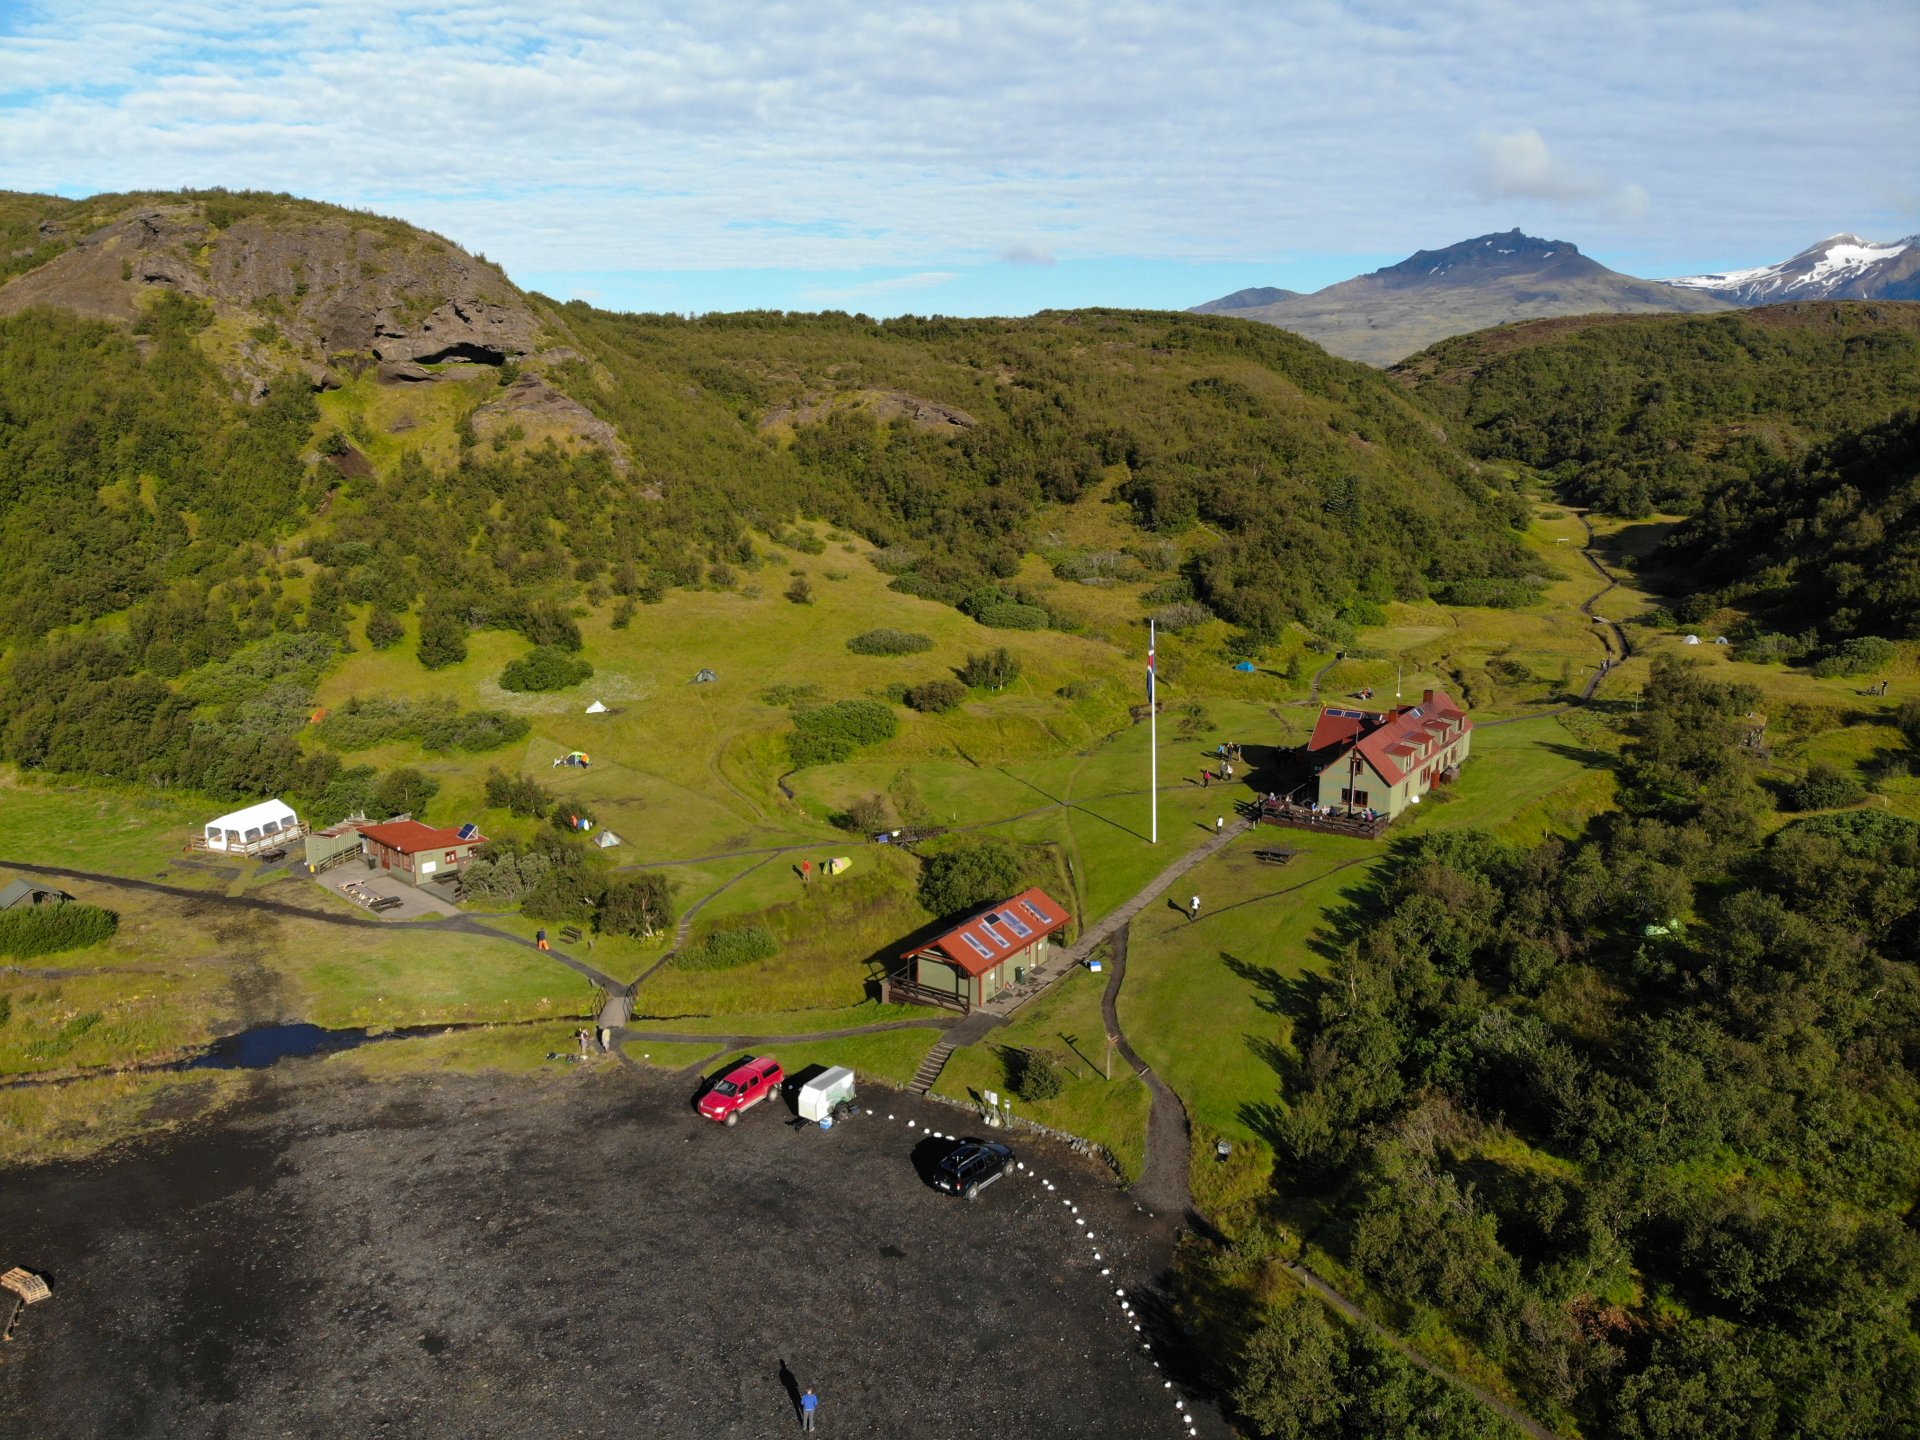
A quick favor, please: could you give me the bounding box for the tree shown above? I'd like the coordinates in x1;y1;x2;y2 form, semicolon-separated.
918;840;1021;917
364;606;404;650
374;766;439;819
598;873;673;938
417;601;467;670
1784;762;1865;812
1233;1298;1347;1440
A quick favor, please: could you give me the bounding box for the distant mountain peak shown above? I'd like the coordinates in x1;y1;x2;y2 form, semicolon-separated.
1190;285;1300;315
1664;233;1920;305
1188;227;1725;366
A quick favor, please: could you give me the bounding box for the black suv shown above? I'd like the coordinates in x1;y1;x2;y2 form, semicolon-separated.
933;1139;1014;1199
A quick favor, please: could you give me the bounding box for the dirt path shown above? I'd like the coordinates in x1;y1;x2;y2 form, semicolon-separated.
1099;924;1190;1219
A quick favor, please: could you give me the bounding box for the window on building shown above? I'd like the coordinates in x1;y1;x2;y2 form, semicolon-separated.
1340;788;1370;805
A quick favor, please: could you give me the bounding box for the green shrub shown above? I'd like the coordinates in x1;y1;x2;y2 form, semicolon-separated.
848;628;934;656
976;601;1049;630
918;839;1020;917
500;646;595;693
1783;809;1919;853
417;602;467;670
788;698;899;766
1149;601;1214;632
785;576;814;604
835;794;890;833
959;647;1022;690
1784;762;1866;811
0;902;120;958
680;924;779;970
364;606;404;650
1431;577;1547;608
598;873;673;938
905;679;966;713
484;768;555;818
374;766;439;818
316;697;529;753
1810;635;1897;678
1012;1047;1066;1101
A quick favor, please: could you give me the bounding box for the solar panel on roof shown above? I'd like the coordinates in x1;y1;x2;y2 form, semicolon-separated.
979;922;1011;949
1020;899;1052;926
457;823;479;841
961;932;994;960
1000;910;1033;939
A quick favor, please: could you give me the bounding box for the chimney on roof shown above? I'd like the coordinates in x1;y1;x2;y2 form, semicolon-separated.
1422;689;1436;704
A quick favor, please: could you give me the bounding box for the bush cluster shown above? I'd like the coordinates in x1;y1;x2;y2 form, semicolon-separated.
958;647;1022;690
315;697;530;753
975;601;1050;631
679;924;779;970
787;698;899;767
847;628;934;655
917;839;1020;918
0;902;120;959
484;768;555;818
500;646;595;693
904;679;966;713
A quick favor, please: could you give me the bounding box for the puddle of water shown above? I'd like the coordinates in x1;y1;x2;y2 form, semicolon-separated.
185;1023;389;1070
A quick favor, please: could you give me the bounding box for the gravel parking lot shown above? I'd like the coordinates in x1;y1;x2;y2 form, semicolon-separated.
0;1061;1207;1439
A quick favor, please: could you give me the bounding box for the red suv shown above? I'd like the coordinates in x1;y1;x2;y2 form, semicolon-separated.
698;1055;785;1126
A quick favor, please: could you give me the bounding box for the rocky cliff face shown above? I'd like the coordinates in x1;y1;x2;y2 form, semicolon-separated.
0;191;627;465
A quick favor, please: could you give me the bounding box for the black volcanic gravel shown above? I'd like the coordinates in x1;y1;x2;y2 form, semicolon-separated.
0;1063;1209;1439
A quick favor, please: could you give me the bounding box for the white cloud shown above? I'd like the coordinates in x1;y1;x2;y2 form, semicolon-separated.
0;0;1913;283
998;243;1056;266
1473;128;1649;221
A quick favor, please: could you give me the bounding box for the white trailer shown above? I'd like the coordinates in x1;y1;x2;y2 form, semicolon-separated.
796;1066;856;1123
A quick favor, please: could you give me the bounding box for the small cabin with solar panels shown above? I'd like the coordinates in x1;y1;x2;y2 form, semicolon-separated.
355;819;489;883
892;887;1071;1012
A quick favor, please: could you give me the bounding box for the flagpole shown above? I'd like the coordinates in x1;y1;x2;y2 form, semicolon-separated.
1149;619;1158;845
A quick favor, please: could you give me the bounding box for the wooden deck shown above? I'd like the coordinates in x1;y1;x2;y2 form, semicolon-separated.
1255;805;1388;841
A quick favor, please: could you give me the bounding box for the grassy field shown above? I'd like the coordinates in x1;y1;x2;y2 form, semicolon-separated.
932;963;1153;1181
6;491;1912;1180
0;879;591;1077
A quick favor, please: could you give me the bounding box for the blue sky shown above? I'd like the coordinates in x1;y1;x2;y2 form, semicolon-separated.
1;1;1915;316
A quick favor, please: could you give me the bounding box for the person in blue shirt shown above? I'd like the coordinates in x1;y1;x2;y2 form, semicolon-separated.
801;1386;819;1431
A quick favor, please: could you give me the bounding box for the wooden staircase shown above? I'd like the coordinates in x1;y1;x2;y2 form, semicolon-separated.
910;1040;957;1095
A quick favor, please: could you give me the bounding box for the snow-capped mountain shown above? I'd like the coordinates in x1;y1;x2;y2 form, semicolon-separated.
1664;234;1920;305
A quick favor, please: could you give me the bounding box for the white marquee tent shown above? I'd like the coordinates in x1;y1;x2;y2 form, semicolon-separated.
202;799;301;853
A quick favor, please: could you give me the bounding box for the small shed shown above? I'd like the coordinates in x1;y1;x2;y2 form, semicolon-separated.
198;799;302;855
893;887;1071;1012
796;1066;856;1122
304;821;367;875
0;879;73;911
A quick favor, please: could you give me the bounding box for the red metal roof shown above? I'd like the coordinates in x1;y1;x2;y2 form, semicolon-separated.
1342;690;1469;786
1307;707;1386;753
908;887;1071;977
357;820;486;854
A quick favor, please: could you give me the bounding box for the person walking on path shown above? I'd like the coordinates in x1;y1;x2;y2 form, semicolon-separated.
1201;769;1210;788
536;927;550;952
1189;894;1201;922
801;1387;819;1431
1215;816;1224;834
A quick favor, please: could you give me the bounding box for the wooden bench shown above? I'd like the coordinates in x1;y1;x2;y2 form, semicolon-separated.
1253;849;1296;866
369;895;404;913
559;925;583;944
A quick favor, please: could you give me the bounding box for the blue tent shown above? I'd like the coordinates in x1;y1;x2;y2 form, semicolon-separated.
1232;661;1257;673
